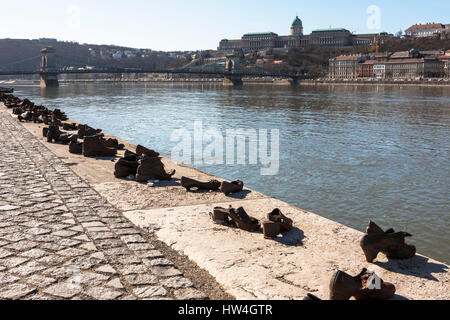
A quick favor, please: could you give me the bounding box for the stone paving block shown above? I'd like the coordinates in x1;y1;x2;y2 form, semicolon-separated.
38;254;67;267
127;243;155;251
120;235;146;244
0;283;37;299
133;286;167;299
143;258;174;267
0;256;29;268
117;264;149;275
151;266;183;277
161;277;194;289
173;288;209;300
0;273;20;285
85;287;123;300
44;282;81;299
57;248;88;257
52;230;78;238
26;274;57;288
20;248;49;259
124;274;158;286
9;261;46;276
135;250;164;259
96;265;117;275
4;240;38;251
106;278;124;289
0;248;13;259
79;272;110;286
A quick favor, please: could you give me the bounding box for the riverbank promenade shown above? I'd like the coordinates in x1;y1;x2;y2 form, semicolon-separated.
0;109;209;300
0;103;449;300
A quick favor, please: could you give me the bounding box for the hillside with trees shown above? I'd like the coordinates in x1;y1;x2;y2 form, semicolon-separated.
0;39;188;72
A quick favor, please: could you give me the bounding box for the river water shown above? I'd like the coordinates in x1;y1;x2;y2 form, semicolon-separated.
10;83;450;264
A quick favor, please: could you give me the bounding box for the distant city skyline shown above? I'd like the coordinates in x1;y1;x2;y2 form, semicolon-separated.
0;0;449;51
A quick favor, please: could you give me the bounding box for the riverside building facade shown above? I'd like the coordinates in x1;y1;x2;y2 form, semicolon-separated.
329;50;446;80
405;23;447;38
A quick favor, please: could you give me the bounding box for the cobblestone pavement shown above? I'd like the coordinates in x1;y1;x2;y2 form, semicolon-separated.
0;110;207;300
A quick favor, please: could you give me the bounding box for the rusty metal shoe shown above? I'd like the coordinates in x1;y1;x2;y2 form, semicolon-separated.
124;149;138;157
181;176;221;191
83;135;117;157
263;221;281;239
210;207;231;225
136;157;176;182
103;138;125;150
58;133;78;145
69;141;83;155
46;124;61;143
220;180;244;196
114;155;140;179
78;124;103;139
228;207;260;232
267;209;293;232
329;268;396;300
136;145;160;158
360;221;416;263
63;123;78;131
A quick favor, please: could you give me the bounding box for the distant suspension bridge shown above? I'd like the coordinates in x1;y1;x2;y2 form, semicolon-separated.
0;47;302;87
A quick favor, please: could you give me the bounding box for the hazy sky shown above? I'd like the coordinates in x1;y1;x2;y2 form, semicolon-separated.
0;0;449;51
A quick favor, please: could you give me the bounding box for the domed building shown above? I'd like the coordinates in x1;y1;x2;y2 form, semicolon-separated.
291;16;303;36
218;15;380;52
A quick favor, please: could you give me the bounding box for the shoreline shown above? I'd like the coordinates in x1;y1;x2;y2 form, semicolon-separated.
1;94;449;300
2;79;450;87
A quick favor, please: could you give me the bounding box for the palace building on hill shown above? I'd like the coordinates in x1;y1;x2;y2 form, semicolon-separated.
218;16;393;53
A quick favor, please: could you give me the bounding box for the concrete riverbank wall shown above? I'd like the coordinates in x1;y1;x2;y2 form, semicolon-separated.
1;102;449;300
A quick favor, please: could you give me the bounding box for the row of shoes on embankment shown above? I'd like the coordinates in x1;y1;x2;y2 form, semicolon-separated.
304;220;416;300
210;202;417;301
1;93;176;183
180;176;245;197
1;93;418;300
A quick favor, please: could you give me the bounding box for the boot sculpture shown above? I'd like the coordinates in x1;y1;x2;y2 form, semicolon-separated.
263;221;281;239
263;209;293;239
69;142;83;155
83;135;117;157
267;209;293;232
136;145;160;158
329;268;396;300
210;207;231;225
360;221;416;263
181;176;221;191
220;180;244;196
63;123;78;131
58;133;78;145
47;125;61;143
103;138;125;150
136;157;175;182
114;155;140;179
78;124;103;139
228;207;260;232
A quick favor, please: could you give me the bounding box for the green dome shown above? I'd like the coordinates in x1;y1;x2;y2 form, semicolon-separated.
292;16;303;27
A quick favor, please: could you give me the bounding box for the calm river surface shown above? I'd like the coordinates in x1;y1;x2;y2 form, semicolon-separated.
10;83;450;263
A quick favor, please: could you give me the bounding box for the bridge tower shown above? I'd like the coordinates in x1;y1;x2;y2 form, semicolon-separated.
223;52;243;86
40;47;59;88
